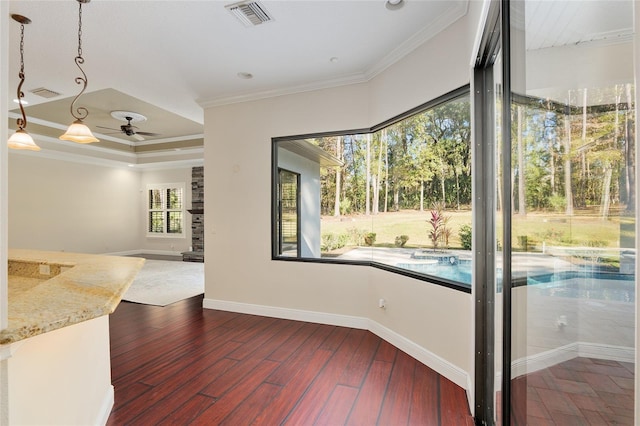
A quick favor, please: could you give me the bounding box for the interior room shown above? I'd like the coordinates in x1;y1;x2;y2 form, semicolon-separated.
1;0;638;425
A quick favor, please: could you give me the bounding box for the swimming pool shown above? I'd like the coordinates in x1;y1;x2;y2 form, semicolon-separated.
397;260;473;284
396;261;635;302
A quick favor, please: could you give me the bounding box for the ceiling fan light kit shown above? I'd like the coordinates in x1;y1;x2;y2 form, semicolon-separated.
59;0;99;144
8;14;40;151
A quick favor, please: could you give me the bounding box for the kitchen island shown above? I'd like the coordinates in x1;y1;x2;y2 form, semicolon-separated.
1;249;144;425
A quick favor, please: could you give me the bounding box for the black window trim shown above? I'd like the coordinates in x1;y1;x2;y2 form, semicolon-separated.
271;84;472;294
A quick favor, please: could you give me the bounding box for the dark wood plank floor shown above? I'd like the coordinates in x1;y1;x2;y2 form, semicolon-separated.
106;295;473;425
511;357;635;425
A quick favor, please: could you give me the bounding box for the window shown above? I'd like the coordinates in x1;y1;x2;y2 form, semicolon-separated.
276;169;300;257
272;86;472;291
147;183;185;237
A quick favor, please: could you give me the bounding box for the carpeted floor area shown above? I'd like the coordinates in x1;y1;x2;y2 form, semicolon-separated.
123;258;204;306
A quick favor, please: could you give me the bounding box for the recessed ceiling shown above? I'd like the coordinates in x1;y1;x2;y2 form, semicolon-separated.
6;0;469;165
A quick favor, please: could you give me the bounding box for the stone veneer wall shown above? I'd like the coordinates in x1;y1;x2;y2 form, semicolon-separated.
183;166;204;262
191;166;204;253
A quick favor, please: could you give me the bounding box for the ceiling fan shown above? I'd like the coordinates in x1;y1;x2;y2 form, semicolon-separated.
97;111;160;141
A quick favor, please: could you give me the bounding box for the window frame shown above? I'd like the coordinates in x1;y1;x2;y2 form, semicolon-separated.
271;84;472;294
277;168;301;257
146;182;186;238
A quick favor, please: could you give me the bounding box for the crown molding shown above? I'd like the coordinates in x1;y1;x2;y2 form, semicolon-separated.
8;112;135;146
364;1;469;80
197;72;368;109
198;1;469;109
9;112;204;147
9;132;203;170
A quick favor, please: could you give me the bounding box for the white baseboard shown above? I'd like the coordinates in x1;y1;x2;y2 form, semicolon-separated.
203;298;369;329
512;342;634;378
103;249;184;257
97;385;114;426
367;320;470;390
203;298;472;408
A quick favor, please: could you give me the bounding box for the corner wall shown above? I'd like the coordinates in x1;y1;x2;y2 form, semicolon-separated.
203;2;482;399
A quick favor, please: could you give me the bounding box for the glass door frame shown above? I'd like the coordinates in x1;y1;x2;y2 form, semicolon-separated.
473;1;513;424
473;0;501;424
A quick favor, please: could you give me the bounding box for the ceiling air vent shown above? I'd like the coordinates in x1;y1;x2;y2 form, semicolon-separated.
226;1;273;27
30;87;61;98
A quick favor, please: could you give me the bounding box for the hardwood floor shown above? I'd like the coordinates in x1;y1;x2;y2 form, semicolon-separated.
511;357;635;425
106;295;473;425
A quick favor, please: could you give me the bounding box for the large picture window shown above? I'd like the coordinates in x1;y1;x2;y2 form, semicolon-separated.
272;86;472;291
147;183;185;237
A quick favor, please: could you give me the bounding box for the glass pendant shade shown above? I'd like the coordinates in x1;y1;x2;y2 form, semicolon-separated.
8;129;40;151
59;119;99;144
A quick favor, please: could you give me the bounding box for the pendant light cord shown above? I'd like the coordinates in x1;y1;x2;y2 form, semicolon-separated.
77;2;83;58
69;0;89;122
15;23;28;131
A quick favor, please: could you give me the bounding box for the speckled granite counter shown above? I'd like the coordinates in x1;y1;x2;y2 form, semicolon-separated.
1;249;145;345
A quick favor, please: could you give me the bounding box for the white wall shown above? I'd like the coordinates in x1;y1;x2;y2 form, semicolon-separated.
1;5;10;424
7;316;113;425
368;3;478;124
8;154;141;254
8;153;194;255
203;2;483;395
277;148;321;258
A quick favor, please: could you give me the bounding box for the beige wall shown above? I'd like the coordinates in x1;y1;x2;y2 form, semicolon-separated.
203;2;482;393
8;154;142;253
8;153;194;255
1;5;9;424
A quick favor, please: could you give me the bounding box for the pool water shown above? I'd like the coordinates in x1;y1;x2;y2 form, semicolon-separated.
397;261;472;284
396;261;635;302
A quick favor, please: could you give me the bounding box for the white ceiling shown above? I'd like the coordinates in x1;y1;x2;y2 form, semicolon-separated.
6;0;468;157
523;0;633;50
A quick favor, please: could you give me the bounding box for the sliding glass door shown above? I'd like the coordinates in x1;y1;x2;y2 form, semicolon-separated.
506;1;636;424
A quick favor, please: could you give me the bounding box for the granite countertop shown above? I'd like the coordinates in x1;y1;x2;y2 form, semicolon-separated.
1;249;145;345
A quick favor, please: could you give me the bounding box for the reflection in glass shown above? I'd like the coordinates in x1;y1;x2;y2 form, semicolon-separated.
508;1;636;423
277;169;300;257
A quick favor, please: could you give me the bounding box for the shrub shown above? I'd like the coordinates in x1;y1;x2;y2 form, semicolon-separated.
347;227;368;246
548;195;566;212
459;224;472;250
394;235;409;247
517;235;528;249
586;239;606;248
364;232;377;246
321;233;348;251
428;202;450;251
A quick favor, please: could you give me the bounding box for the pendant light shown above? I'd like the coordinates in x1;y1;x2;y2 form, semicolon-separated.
8;14;40;151
59;0;98;144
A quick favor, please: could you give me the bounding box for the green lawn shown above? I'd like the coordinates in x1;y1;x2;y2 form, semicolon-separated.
321;209;628;251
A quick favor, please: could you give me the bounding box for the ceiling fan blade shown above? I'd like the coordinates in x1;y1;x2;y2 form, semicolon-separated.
136;131;160;136
132;133;146;141
96;125;122;131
